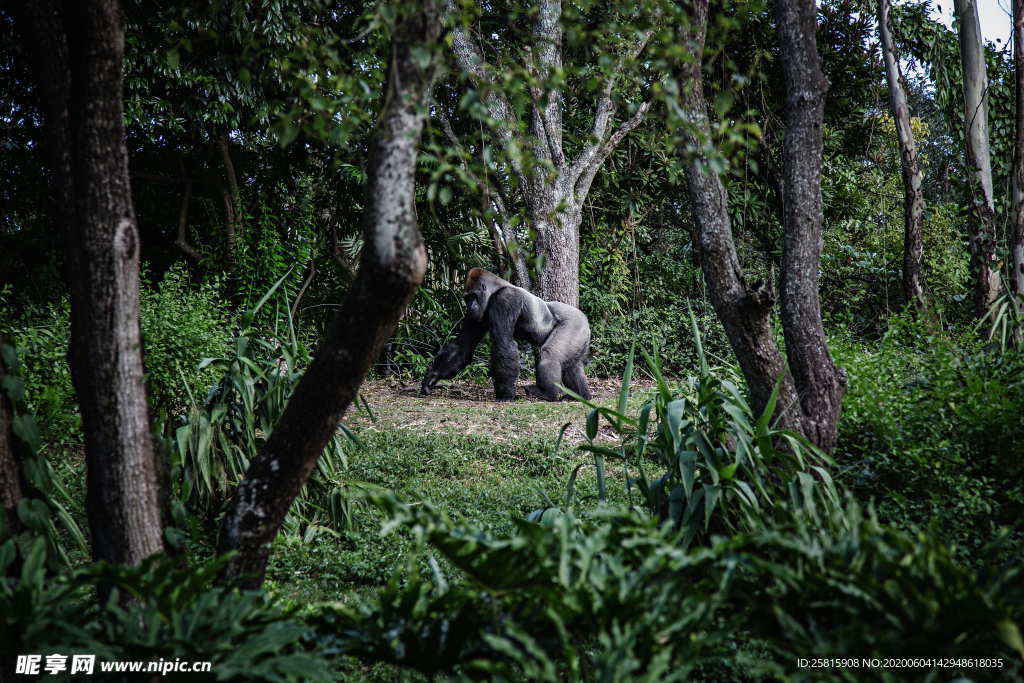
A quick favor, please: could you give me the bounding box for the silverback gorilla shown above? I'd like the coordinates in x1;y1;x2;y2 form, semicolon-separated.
421;268;592;401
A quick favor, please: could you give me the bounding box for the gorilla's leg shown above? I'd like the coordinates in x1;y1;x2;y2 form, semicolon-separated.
561;359;591;400
525;351;562;400
526;315;590;401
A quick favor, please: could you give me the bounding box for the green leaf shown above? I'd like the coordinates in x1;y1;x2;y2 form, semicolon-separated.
586;409;598;441
718;462;738;481
998;620;1024;657
17;498;50;532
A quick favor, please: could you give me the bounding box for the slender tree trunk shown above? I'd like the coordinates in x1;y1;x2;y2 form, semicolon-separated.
878;0;926;309
954;0;1001;314
218;137;241;272
218;1;440;588
679;0;799;424
774;0;847;453
1014;0;1024;295
16;0;166;566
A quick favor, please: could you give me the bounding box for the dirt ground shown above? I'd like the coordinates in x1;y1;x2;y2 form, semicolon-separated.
343;377;656;444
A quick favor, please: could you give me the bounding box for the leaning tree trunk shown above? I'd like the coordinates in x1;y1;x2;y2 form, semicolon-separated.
955;0;1000;315
679;0;799;425
16;0;166;567
1014;0;1024;296
218;1;441;588
774;0;847;453
878;0;926;309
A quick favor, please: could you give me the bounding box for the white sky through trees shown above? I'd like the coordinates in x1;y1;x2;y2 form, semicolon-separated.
936;0;1012;46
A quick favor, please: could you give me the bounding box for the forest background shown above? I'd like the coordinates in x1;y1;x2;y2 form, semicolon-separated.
2;0;1024;680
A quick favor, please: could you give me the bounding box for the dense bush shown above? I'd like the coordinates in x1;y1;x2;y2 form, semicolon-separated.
139;264;232;413
2;266;232;446
306;489;1023;681
833;314;1024;554
573;332;839;548
0;548;331;682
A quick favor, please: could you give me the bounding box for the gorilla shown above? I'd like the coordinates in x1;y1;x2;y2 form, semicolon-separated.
421;268;592;401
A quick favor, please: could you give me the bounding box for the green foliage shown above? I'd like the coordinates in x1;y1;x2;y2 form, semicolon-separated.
724;505;1024;676
982;289;1024;352
834;314;1024;555
820;124;970;333
306;488;1023;680
140;264;232;413
170;281;353;542
1;299;79;452
0;547;332;682
310;489;735;681
0;340;87;569
573;326;840;549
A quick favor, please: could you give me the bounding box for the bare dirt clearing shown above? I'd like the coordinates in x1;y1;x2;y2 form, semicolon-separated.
344;377;657;444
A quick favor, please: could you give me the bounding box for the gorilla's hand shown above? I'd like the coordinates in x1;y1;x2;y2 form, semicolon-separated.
421;370;439;395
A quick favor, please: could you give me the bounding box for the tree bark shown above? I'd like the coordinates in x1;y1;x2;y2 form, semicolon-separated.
774;0;847;453
218;1;440;588
15;0;166;566
1014;0;1024;295
175;174;200;262
678;0;799;424
445;0;653;306
0;346;24;541
954;0;1000;314
878;0;926;309
218;137;241;273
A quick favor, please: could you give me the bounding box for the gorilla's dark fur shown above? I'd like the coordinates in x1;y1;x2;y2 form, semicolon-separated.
421;268;592;401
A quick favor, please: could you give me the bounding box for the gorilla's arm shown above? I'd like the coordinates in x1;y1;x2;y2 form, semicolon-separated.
421;316;488;394
487;288;523;400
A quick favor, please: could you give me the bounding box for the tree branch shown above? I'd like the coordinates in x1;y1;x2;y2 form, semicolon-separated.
445;0;525;181
174;177;200;262
568;28;653;186
573;98;653;201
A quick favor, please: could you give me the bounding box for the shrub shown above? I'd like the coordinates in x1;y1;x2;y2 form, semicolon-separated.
308;489;1024;681
0;547;332;682
169;281;353;542
139;264;232;413
833;313;1024;555
572;324;840;548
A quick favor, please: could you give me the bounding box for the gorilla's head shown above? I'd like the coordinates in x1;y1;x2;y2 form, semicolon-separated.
464;267;501;322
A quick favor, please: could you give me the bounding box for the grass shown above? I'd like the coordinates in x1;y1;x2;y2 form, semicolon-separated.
265;377;658;604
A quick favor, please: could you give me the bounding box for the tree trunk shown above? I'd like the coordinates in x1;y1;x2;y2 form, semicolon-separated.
679;0;799;424
218;137;241;274
445;0;653;306
0;345;24;541
878;0;926;309
16;0;167;567
955;0;1001;315
218;2;440;588
1014;0;1024;295
774;0;847;453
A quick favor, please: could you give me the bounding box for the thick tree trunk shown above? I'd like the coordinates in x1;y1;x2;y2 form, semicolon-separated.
1014;0;1024;295
774;0;847;453
679;0;799;424
17;0;166;566
878;0;926;309
954;0;1001;315
445;0;652;306
218;2;440;588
